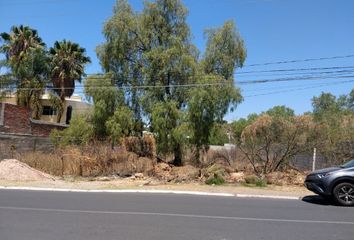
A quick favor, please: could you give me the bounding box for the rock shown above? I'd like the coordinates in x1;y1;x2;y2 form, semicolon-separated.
97;176;111;181
134;172;144;179
229;172;245;183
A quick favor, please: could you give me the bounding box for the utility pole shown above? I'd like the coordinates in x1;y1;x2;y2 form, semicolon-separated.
312;147;317;172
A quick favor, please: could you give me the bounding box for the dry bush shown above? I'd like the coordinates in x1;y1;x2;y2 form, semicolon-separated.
205;149;233;166
122;136;156;158
18;144;157;178
18;151;63;176
240;114;313;175
265;170;306;186
170;165;200;182
202;147;250;171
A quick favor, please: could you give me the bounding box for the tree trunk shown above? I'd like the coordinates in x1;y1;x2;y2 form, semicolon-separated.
56;78;65;123
56;108;63;123
56;97;64;123
173;144;183;166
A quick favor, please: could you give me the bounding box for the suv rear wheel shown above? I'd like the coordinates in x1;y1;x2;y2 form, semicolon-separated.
333;182;354;206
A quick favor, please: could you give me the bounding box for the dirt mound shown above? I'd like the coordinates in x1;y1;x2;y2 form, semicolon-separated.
0;159;55;181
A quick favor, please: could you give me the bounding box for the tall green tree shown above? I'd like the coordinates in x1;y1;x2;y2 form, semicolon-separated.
265;105;295;118
311;90;354;163
106;105;134;146
49;40;90;122
97;0;145;134
188;20;245;160
84;74;124;137
98;0;246;165
141;0;197;165
98;0;197;165
312;92;343;120
231;113;258;143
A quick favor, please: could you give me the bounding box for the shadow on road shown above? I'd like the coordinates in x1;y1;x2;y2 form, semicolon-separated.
301;195;333;206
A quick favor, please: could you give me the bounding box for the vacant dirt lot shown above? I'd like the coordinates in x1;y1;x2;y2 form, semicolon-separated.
0;158;311;197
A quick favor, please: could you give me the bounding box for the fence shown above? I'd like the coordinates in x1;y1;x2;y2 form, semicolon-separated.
207;144;331;172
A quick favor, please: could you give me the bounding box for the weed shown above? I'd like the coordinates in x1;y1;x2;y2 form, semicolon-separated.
244;175;257;184
242;175;267;188
205;173;225;185
255;178;267;187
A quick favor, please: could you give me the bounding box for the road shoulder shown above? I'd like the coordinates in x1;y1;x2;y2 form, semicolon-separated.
0;179;311;199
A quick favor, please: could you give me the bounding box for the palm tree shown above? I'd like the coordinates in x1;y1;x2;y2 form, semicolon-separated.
0;25;47;119
0;25;45;72
49;40;91;123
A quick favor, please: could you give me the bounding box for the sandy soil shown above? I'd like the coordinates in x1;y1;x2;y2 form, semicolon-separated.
0;177;312;197
0;159;56;181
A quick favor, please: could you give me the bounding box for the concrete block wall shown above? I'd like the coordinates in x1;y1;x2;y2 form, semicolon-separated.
0;133;54;159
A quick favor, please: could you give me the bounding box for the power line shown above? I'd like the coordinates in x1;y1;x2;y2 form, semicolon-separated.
2;74;354;91
237;74;354;85
83;65;354;77
237;66;354;75
236;69;354;78
3;78;348;111
66;71;354;87
243;54;354;67
5;78;350;110
0;81;234;91
240;79;352;92
244;79;354;98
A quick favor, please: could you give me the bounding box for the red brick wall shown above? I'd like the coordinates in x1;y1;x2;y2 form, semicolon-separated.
31;121;67;137
1;103;31;134
0;103;67;137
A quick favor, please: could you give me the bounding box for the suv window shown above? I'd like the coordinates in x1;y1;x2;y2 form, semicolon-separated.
340;160;354;168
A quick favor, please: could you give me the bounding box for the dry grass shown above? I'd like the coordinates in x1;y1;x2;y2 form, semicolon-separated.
18;144;156;177
19;151;63;176
122;136;156;158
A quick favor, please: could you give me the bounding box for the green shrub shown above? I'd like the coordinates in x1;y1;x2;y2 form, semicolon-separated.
243;175;267;187
50;115;93;146
244;175;257;184
205;173;225;185
255;179;267;187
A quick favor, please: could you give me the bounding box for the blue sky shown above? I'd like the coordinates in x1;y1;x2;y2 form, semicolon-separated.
1;0;354;121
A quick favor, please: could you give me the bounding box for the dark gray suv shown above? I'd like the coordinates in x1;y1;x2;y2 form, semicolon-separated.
305;159;354;206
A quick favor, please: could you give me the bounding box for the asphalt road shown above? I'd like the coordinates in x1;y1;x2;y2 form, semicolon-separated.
0;190;353;240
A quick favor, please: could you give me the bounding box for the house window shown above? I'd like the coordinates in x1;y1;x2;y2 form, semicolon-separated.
42;106;57;116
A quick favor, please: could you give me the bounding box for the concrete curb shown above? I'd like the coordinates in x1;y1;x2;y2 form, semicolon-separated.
0;186;234;197
236;193;300;200
0;186;301;200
